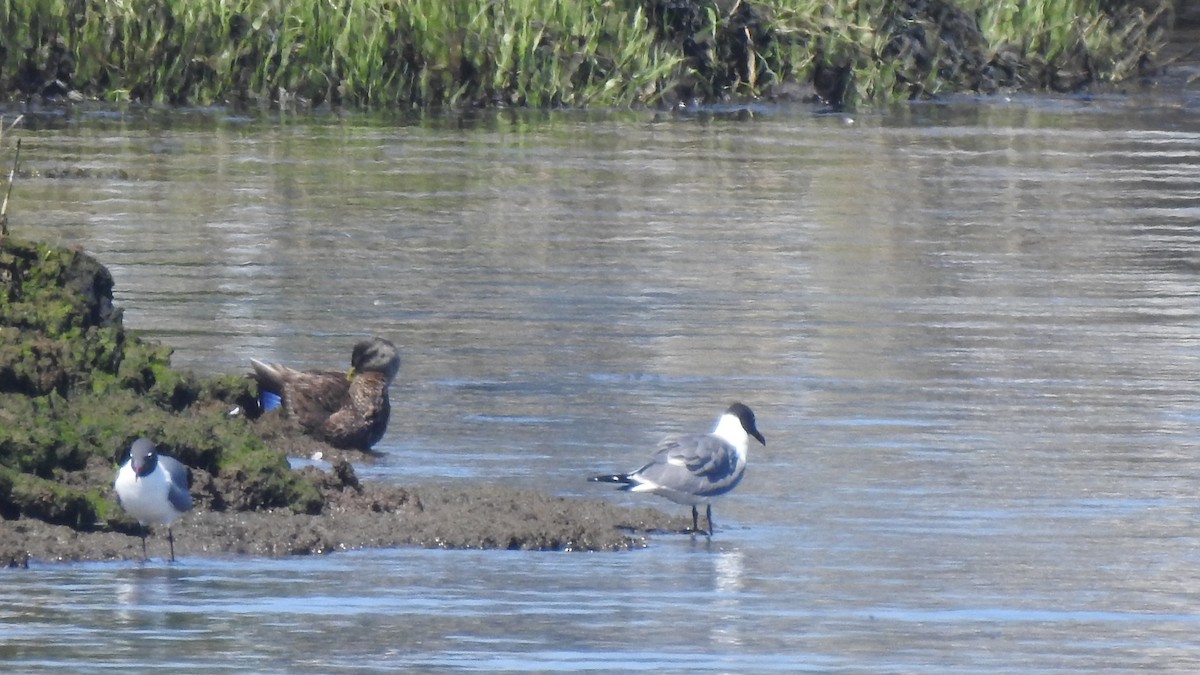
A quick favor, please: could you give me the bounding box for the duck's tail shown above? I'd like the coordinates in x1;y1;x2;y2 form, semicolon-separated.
249;359;288;411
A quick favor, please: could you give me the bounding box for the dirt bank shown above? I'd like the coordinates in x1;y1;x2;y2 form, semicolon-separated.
0;458;689;566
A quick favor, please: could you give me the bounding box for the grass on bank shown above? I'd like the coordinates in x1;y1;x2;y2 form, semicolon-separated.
2;0;681;107
0;0;1173;108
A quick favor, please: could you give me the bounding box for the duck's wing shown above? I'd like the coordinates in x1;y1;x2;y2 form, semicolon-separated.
321;372;391;450
250;360;351;425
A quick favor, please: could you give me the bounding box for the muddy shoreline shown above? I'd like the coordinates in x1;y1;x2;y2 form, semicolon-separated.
0;471;692;566
1;407;693;566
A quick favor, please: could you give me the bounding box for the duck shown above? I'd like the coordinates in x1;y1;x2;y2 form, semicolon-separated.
250;336;400;450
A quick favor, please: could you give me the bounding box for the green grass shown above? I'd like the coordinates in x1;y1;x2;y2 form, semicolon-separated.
0;0;1172;109
723;0;1168;107
1;0;683;108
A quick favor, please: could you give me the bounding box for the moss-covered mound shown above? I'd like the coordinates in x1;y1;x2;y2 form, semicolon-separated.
0;237;685;563
0;238;324;536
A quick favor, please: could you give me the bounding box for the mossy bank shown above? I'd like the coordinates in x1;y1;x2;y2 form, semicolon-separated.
0;0;1176;110
0;238;684;564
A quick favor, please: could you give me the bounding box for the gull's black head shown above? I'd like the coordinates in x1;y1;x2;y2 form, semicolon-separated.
129;437;159;478
350;336;401;382
727;402;766;446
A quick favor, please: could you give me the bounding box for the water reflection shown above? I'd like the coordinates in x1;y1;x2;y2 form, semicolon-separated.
711;548;746;648
5;98;1200;670
112;565;190;626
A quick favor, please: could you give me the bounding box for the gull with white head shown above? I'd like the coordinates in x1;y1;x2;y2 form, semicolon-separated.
590;402;765;535
113;437;193;562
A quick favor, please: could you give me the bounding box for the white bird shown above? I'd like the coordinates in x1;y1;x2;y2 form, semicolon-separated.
590;402;765;535
113;438;194;562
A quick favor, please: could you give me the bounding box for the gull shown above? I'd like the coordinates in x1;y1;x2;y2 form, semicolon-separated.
250;336;401;450
113;438;193;562
590;402;765;535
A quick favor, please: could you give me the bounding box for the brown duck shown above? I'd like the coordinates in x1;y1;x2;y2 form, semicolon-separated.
250;336;401;450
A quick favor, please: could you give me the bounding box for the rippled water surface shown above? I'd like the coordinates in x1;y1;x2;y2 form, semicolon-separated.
4;96;1200;672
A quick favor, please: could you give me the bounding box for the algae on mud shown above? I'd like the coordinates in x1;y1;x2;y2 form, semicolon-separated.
0;238;320;528
0;238;681;564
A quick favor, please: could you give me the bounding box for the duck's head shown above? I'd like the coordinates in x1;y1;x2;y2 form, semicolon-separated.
349;336;401;384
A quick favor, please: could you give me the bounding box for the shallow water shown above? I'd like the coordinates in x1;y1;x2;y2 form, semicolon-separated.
4;94;1200;671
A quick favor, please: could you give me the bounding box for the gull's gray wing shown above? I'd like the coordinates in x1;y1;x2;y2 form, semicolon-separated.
632;433;742;498
158;454;194;513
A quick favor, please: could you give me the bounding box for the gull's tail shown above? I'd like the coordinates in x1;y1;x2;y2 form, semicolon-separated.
589;473;634;487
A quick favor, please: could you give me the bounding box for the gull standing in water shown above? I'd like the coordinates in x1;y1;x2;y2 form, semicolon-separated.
113;437;193;562
590;402;765;535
